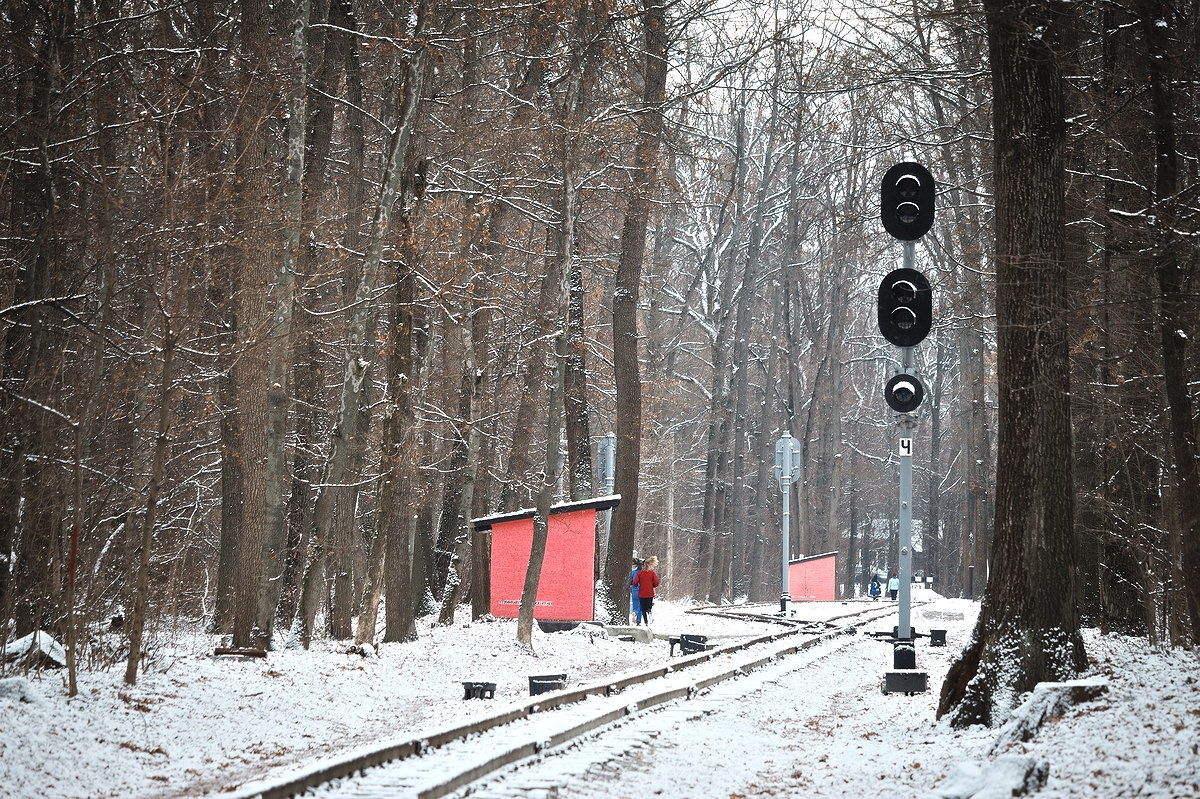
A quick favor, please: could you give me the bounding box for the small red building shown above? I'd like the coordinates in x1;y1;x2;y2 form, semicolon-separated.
788;551;838;601
472;495;621;622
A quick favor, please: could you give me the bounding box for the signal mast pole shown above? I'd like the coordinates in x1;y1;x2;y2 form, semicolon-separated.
877;162;936;693
775;431;800;617
897;241;916;641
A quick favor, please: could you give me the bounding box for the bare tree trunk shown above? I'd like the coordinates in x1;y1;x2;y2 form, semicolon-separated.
471;411;496;619
2;0;75;641
925;336;948;582
349;7;432;646
436;197;487;614
602;0;669;620
125;318;175;684
277;0;363;630
373;236;423;644
939;0;1086;725
517;209;573;646
728;74;781;599
516;335;567;648
564;246;594;501
750;282;784;602
258;0;311;640
229;0;278;650
1137;0;1200;643
297;3;430;647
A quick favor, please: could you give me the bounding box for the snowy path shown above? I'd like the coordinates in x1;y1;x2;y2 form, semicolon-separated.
442;622;965;799
290;630;863;798
290;600;973;799
8;597;1198;799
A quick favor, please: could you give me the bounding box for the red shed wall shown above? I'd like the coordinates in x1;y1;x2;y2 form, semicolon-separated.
788;553;837;601
489;508;596;621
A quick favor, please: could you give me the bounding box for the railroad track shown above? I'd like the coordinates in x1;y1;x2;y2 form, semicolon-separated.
230;603;900;799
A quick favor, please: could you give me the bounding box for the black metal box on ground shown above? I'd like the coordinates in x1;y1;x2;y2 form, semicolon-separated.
930;629;947;646
528;674;567;695
893;642;916;669
884;670;928;694
463;681;496;700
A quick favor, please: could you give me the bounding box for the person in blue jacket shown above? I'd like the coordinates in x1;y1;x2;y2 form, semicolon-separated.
630;554;643;625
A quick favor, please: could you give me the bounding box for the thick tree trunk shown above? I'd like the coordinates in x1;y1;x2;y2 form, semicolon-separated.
376;238;422;644
229;0;277;650
277;5;364;630
297;4;429;646
564;246;594;501
258;0;310;640
602;0;668;620
1137;0;1200;643
939;0;1086;726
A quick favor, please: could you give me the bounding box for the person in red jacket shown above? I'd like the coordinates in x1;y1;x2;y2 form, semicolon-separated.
631;556;660;626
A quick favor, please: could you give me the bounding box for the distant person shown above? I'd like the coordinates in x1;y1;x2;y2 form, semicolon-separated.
868;575;882;600
632;556;660;626
630;554;644;625
888;572;900;601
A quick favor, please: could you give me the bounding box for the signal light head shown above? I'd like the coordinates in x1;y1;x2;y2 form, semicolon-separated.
877;268;932;347
885;373;925;413
881;162;935;240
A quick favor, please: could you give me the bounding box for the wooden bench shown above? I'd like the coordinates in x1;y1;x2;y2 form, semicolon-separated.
669;634;714;656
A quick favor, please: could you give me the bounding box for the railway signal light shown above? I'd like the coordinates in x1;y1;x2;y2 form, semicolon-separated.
774;432;801;486
877;268;932;348
885;373;925;414
881;162;935;241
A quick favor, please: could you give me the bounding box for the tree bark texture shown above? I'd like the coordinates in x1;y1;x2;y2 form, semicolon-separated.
1136;0;1200;643
602;0;668;620
230;0;279;650
258;0;310;640
939;0;1087;726
298;3;429;646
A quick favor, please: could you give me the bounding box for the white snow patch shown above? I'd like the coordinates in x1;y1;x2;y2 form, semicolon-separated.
1;601;1198;798
3;631;68;668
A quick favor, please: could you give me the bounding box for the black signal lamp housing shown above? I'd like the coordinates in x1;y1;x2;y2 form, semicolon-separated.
881;162;935;240
877;268;932;347
885;373;925;414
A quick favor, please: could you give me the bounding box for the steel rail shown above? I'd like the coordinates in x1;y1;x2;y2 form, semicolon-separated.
230;604;897;799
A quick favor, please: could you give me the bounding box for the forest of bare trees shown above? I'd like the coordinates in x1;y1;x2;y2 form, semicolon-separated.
2;0;1196;707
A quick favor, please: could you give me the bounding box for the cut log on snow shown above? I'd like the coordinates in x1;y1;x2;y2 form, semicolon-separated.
934;755;1049;799
991;677;1109;753
3;631;67;669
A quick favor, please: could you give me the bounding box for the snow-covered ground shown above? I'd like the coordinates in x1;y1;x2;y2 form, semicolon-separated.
1;595;1197;798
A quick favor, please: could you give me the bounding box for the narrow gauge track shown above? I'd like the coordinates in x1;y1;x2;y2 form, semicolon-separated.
231;604;899;799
